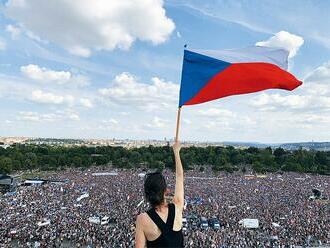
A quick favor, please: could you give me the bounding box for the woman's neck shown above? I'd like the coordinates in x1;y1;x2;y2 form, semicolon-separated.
155;200;167;211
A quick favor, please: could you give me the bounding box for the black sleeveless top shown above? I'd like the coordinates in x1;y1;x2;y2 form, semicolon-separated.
146;203;184;248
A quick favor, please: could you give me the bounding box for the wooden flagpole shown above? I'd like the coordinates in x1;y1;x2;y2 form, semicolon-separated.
175;107;182;142
175;45;186;143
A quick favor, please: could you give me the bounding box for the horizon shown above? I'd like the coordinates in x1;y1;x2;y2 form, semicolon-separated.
1;135;330;145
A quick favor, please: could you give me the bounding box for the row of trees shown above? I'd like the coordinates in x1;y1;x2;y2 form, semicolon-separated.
0;144;329;175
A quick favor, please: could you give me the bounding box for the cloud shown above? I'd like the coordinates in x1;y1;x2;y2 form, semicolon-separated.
80;98;93;108
30;90;74;105
251;93;307;109
99;72;179;110
0;38;6;50
6;24;21;39
94;119;120;130
0;73;94;110
5;0;175;56
20;64;89;86
146;116;168;129
304;61;330;84
21;64;70;83
250;93;330;111
303;83;330;96
198;108;235;118
68;113;80;121
18;111;80;122
256;31;304;58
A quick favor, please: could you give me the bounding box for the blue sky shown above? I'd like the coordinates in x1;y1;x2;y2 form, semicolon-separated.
0;0;330;143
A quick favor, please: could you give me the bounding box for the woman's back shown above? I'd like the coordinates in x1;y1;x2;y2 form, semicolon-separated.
145;203;183;248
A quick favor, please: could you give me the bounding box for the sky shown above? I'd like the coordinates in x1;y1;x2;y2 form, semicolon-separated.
0;0;330;143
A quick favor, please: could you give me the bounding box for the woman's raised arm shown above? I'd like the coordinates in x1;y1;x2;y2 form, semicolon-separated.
172;142;184;208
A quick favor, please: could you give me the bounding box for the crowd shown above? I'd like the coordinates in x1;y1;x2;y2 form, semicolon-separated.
0;168;329;247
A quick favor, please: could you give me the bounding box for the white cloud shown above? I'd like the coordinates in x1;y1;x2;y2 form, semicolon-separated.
204;121;217;129
0;38;6;50
304;61;330;84
182;118;191;124
102;119;118;125
303;83;330;96
21;64;70;83
5;0;175;56
6;24;21;39
80;98;93;108
251;93;306;109
30;90;74;105
250;93;330;111
18;111;79;122
99;72;179;110
20;64;89;86
146;116;168;129
68;113;80;121
256;31;304;58
95;119;120;130
18;111;41;122
198;108;235;118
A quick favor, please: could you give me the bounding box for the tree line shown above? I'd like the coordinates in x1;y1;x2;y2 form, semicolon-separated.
0;144;329;175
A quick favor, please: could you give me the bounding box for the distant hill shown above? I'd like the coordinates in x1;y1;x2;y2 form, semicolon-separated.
277;142;330;151
223;141;330;151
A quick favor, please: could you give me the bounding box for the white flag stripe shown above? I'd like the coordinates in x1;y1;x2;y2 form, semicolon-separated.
190;46;289;70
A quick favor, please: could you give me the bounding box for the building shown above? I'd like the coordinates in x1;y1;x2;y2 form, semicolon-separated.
0;174;17;193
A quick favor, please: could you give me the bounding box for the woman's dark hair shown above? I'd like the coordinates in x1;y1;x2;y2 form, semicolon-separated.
144;171;167;208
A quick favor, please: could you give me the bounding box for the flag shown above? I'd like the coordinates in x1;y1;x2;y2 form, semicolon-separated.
179;46;302;107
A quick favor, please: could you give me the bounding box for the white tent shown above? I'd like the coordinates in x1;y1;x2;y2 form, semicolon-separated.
77;193;89;202
37;219;50;227
24;180;45;185
138;173;146;178
92;172;118;176
239;219;259;228
272;222;280;228
101;216;109;225
88;217;100;224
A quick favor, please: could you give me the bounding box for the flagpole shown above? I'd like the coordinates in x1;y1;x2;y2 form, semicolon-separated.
175;44;186;143
175;107;182;142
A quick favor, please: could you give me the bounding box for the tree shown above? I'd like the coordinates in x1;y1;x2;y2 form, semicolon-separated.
252;161;265;173
25;152;38;170
315;151;328;165
0;157;13;174
152;161;165;171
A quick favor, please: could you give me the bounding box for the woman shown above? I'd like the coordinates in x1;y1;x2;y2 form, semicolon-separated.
135;142;184;248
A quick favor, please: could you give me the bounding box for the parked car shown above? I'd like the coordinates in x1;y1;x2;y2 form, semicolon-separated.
181;217;188;234
208;217;220;230
200;217;209;229
187;214;198;230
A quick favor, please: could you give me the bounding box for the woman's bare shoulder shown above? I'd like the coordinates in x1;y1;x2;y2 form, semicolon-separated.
136;212;149;224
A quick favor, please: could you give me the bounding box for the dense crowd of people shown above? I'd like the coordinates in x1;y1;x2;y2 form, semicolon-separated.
0;168;329;247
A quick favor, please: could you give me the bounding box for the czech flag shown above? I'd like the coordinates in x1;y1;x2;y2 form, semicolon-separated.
179;46;302;107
